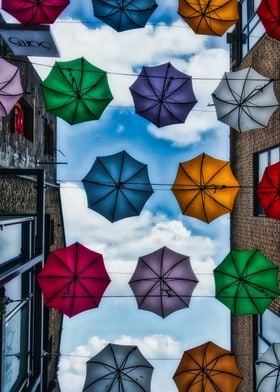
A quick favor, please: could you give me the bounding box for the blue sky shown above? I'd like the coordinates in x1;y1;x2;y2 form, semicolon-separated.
2;2;234;390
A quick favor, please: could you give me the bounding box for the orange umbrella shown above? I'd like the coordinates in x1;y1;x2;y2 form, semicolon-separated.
173;341;242;391
171;153;240;223
178;0;239;36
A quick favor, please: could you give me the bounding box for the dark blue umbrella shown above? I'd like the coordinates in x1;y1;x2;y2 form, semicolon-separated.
82;150;154;222
92;0;158;32
129;62;197;128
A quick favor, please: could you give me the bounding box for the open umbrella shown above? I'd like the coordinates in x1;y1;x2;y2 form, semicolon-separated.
173;341;242;391
92;0;158;32
214;249;280;316
82;150;154;222
83;343;154;391
37;242;111;317
257;161;280;220
257;0;280;41
0;58;23;117
129;62;197;128
171;153;240;223
2;0;70;25
212;67;278;132
256;343;280;391
178;0;239;36
129;246;198;318
41;57;113;125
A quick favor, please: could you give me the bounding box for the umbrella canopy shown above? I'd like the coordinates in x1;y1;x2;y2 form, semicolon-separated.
257;161;280;220
212;67;278;132
214;249;280;316
257;0;280;41
173;341;242;391
171;152;240;223
83;343;154;391
129;62;197;128
92;0;158;32
41;57;113;125
37;242;111;317
0;58;23;117
129;246;198;318
82;150;154;222
178;0;239;36
256;343;280;391
2;0;70;25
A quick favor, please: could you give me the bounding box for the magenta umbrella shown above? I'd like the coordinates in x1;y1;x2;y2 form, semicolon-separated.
37;242;111;317
0;58;23;117
2;0;70;25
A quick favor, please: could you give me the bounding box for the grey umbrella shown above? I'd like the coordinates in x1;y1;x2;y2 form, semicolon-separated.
256;343;280;391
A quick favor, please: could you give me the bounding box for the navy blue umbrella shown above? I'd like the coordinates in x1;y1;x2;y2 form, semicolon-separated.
82;151;154;222
130;62;197;128
92;0;158;32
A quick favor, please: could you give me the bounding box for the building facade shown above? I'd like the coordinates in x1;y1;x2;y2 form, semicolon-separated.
0;21;65;392
229;0;280;390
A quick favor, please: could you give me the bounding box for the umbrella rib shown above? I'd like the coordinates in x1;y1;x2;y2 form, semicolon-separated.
142;66;162;100
138;280;161;309
97;157;118;185
88;188;117;208
75;254;103;276
50;252;75;274
133;257;160;279
204;161;229;185
43;280;72;306
203;188;233;211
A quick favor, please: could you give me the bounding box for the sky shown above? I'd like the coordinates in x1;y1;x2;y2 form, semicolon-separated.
2;1;233;391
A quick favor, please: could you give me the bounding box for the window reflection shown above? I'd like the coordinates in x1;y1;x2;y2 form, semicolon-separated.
0;224;21;264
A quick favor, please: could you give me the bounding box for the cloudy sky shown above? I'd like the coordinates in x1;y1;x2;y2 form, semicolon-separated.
2;1;233;390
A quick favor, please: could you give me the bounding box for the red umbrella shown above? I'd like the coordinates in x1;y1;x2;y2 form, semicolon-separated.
257;161;280;220
2;0;70;25
257;0;280;41
37;242;111;317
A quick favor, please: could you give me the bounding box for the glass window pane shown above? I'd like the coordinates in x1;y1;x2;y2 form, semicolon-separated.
254;0;261;11
242;0;248;26
270;147;280;165
0;224;22;264
261;310;280;343
4;276;22;314
258;151;268;180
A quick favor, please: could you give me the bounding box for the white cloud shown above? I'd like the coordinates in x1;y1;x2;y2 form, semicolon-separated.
58;334;182;392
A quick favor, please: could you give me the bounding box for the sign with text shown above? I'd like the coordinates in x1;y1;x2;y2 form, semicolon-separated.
0;24;60;57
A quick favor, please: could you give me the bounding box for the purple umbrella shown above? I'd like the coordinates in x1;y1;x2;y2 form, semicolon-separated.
0;58;23;117
129;62;197;128
129;246;198;318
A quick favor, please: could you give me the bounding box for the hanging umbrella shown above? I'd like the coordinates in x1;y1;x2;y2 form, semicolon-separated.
173;341;242;391
257;161;280;220
256;343;280;391
2;0;70;25
257;0;280;41
0;58;23;117
37;242;111;317
82;150;154;222
92;0;158;32
83;343;154;391
129;246;198;318
178;0;239;36
129;62;197;128
41;57;113;125
212;67;278;132
214;249;280;316
171;152;240;223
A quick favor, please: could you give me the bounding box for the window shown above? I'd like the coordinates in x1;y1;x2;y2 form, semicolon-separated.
254;146;280;216
257;310;280;355
10;98;34;142
44;121;54;157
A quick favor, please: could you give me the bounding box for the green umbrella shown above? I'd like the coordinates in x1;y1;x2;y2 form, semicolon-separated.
41;57;113;125
214;250;279;316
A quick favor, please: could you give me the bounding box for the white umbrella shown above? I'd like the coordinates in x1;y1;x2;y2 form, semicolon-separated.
256;343;280;391
212;67;278;132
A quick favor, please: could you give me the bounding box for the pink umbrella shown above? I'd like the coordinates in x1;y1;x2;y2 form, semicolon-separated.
2;0;70;25
0;58;23;117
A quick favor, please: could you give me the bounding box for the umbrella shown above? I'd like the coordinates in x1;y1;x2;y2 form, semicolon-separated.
83;343;154;391
256;343;280;391
173;341;242;391
212;67;279;132
171;152;240;223
129;62;197;128
257;161;280;220
257;0;280;41
178;0;239;36
0;58;23;117
2;0;70;25
37;242;111;317
214;249;280;316
129;246;198;318
82;150;154;222
92;0;158;32
41;57;113;125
